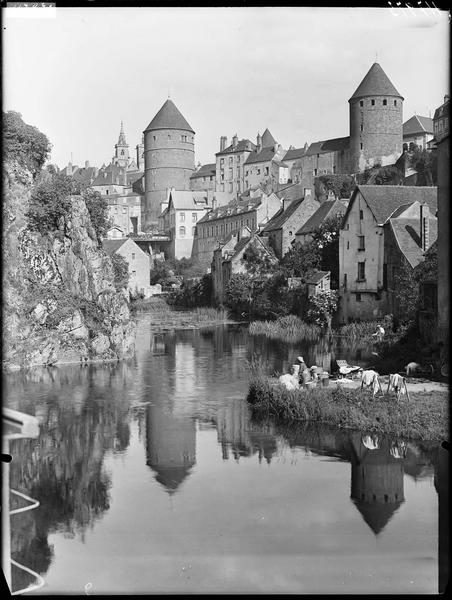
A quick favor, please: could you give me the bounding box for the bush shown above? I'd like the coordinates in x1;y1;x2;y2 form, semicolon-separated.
26;173;73;235
3;110;51;177
111;254;129;291
83;188;111;245
168;274;213;308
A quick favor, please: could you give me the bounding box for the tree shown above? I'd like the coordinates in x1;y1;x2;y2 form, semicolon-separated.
392;259;419;321
3;110;51;177
241;240;276;275
83;188;111;245
111;254;129;291
26;172;73;236
408;148;437;186
306;290;338;331
280;240;321;278
312;215;342;287
315;174;355;201
225;274;256;314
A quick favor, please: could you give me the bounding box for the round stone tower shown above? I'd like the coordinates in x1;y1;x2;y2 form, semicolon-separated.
349;63;404;174
143;99;195;229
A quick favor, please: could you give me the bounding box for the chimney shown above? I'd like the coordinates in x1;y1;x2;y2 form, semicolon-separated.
256;133;262;153
85;160;90;169
220;136;227;151
232;134;238;148
420;203;430;251
444;94;450;104
67;162;72;176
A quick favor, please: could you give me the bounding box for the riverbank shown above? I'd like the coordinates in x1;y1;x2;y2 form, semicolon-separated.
246;376;449;442
132;296;239;331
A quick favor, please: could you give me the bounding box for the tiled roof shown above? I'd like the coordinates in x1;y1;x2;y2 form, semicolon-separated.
102;238;128;255
283;147;306;161
276;182;305;203
403;115;434;136
348;185;437;226
261;128;276;147
305;270;330;284
305;136;350;157
92;163;127;187
273;160;288;168
144;99;194;133
433;99;449;121
127;171;144;185
169;190;209;210
190;163;216;179
198;196;262;224
389;217;438;268
349;62;403;100
216;139;255;156
262;197;304;232
296;199;346;235
244;146;276;165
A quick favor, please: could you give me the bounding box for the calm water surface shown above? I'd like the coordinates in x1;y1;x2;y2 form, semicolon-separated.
4;316;447;594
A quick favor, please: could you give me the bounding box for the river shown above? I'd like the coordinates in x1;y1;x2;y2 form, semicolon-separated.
3;315;448;594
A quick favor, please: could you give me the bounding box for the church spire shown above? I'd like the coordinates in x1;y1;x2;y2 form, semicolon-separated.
118;121;127;146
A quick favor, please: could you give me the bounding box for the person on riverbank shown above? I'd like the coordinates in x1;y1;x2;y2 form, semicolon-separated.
372;325;385;342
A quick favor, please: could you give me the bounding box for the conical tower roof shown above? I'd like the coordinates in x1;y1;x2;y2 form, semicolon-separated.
261;128;277;147
117;121;127;146
349;63;403;101
144;99;194;133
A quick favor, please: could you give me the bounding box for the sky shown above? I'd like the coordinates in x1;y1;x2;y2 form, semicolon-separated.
3;6;450;169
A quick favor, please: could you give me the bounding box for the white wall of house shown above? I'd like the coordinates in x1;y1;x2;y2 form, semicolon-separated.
114;238;150;295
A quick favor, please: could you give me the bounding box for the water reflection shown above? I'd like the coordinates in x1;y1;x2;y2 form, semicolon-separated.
3;319;445;593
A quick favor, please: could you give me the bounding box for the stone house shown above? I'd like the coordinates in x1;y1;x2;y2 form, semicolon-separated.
338;185;437;323
106;193;142;237
211;230;275;306
260;194;320;259
305;270;331;297
102;238;151;297
403;115;434;151
282;145;308;184
193;188;281;268
190;163;216;192
158;189;211;260
244;129;288;191
295;198;348;245
433;95;449;143
91;163;130;196
215;135;256;203
383;200;438;318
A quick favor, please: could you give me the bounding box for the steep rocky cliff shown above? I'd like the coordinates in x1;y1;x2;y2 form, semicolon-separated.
3;157;136;371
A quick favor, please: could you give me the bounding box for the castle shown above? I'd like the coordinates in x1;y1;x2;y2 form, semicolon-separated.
139;62;404;233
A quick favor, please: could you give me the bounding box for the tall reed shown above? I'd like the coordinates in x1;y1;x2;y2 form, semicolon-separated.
249;315;321;342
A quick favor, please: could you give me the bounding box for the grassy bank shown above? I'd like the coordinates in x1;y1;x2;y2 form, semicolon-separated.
131;296;232;328
249;315;321;342
246;376;449;442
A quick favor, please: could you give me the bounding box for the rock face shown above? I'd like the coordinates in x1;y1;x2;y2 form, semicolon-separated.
3;161;136;370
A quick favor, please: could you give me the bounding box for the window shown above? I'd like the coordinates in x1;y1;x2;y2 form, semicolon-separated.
347;241;350;250
179;226;186;237
221;173;224;181
357;262;365;281
153;136;156;141
168;134;171;139
229;157;233;164
394;100;397;106
215;225;218;236
121;150;124;155
359;100;364;107
180;212;185;222
181;135;187;142
192;213;197;222
237;167;240;177
358;235;365;250
265;166;269;176
221;183;225;192
246;170;249;176
383;99;387;106
123;207;127;213
371;99;375;106
210;176;213;181
246;219;249;226
343;274;347;290
131;253;135;260
360;142;363;150
229;182;233;192
257;169;261;175
359;209;364;220
289;231;293;236
106;190;109;195
229;168;233;178
220;158;224;166
245;180;249;188
333;165;336;174
237;155;241;163
132;270;136;277
360;124;363;132
314;168;318;176
192;227;196;236
356;293;362;302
